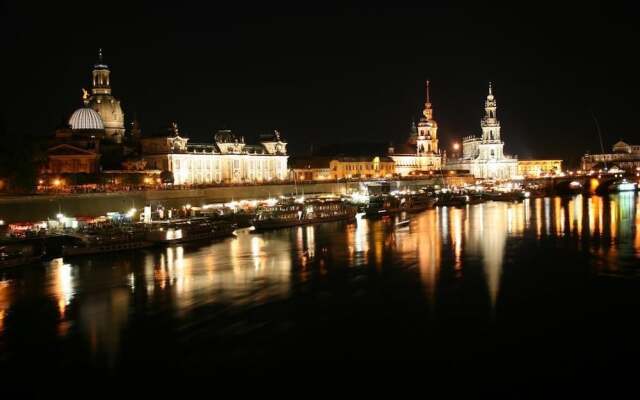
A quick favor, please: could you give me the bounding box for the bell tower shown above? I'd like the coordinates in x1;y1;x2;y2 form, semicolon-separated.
416;80;439;155
481;82;500;142
91;48;111;95
478;82;505;160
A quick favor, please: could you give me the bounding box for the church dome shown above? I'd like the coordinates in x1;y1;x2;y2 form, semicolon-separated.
69;107;104;130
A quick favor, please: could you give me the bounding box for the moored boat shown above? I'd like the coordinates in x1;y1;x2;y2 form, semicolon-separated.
484;190;530;202
0;243;44;269
62;228;153;257
145;218;236;244
596;178;638;194
253;198;357;230
364;195;402;217
436;193;469;207
401;193;437;212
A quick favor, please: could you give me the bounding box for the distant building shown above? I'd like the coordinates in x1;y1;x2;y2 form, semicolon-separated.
43;103;103;175
389;81;442;175
330;156;395;180
582;140;640;172
445;83;517;179
40;50;291;188
290;157;334;181
291;156;395;181
517;160;563;177
141;125;289;185
42;50;125;179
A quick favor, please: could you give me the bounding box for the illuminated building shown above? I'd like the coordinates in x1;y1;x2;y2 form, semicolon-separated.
290;157;334;181
141;124;289;185
581;140;640;172
389;81;442;175
445;83;518;179
43;97;103;174
291;156;395;180
517;159;563;177
41;50;291;187
329;156;395;179
87;49;125;143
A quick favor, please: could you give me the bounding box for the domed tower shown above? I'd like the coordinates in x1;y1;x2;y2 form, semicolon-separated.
88;49;125;143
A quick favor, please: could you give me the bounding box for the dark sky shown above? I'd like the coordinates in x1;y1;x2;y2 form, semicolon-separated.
2;1;639;164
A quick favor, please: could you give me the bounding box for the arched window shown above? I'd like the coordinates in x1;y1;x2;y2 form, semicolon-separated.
491;149;495;158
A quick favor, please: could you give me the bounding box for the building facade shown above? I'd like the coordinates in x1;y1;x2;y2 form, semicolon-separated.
329;156;395;180
43;100;104;175
582;140;640;172
390;81;442;175
141;125;289;185
517;160;563;177
445;83;517;179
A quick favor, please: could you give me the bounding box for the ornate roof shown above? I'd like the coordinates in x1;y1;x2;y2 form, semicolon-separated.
68;107;104;131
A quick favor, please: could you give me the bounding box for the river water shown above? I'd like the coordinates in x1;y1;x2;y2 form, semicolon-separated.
1;194;640;389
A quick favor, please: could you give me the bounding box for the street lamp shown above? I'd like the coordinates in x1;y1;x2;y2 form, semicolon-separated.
452;142;460;159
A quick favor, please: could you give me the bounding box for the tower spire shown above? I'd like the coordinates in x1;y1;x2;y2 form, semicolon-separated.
488;81;493;95
98;48;103;64
426;80;430;103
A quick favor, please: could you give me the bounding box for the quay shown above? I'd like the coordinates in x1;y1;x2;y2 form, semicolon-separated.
0;178;448;223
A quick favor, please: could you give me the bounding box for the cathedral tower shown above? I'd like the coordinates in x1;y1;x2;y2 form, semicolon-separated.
416;80;439;155
88;49;125;143
478;82;504;159
481;82;500;142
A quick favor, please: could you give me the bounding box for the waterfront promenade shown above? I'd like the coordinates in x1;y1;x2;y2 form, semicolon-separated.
0;178;439;223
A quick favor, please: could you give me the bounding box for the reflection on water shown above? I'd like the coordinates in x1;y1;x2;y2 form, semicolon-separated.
0;194;639;369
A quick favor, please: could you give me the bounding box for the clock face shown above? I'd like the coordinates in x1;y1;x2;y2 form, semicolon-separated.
276;144;283;152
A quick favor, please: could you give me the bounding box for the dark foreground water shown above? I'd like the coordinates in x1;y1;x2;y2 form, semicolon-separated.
1;194;640;392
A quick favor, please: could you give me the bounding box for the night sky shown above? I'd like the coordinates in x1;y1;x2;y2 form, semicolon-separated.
2;1;638;164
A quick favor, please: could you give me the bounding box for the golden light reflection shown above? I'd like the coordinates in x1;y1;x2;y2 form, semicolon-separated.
449;207;463;270
544;198;551;236
348;215;370;266
479;203;508;309
48;259;75;318
535;198;542;238
417;210;441;301
609;198;618;241
0;279;10;334
553;197;564;235
306;226;316;260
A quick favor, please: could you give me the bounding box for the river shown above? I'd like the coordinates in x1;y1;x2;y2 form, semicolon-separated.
1;194;639;391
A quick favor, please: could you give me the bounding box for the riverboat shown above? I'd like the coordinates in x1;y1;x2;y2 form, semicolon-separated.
62;227;153;257
0;243;44;268
400;193;437;212
145;218;236;244
484;190;530;202
597;179;638;194
364;195;402;217
435;193;469;207
253;198;357;230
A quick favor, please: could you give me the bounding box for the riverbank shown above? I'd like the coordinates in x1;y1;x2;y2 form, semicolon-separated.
0;179;439;223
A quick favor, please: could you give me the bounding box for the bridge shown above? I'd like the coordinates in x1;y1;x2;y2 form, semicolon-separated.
524;172;635;194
